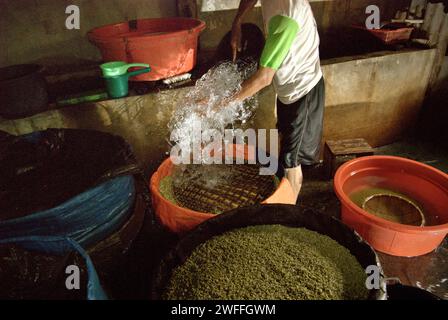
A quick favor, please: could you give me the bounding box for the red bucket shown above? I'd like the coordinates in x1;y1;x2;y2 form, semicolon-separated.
334;156;448;257
88;18;206;81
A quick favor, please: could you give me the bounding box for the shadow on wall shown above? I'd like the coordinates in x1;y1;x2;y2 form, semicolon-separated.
418;82;448;143
194;23;265;80
312;0;412;59
311;0;411;29
214;23;265;63
319;27;400;60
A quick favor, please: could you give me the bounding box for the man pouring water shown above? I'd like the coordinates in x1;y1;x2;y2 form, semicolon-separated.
229;0;325;201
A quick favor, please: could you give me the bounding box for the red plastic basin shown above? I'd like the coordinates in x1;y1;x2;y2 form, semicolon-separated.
88;18;206;81
149;144;296;234
334;156;448;257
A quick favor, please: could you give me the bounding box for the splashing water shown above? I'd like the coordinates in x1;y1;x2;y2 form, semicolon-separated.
168;60;258;159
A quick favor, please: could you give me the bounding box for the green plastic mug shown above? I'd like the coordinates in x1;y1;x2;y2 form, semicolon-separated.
103;67;151;98
100;61;150;77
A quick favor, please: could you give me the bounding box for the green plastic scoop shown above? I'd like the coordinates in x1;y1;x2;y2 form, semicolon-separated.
100;61;150;77
103;67;151;99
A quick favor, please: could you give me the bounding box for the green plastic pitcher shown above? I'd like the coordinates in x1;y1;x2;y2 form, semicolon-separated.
101;63;151;99
100;61;150;77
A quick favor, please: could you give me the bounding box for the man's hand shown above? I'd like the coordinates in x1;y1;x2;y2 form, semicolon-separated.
230;0;258;62
231;22;242;62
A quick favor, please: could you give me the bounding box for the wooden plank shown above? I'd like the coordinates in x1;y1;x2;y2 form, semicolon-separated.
326;138;374;156
323;138;374;179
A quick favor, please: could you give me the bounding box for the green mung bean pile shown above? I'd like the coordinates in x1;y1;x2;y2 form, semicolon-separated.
159;175;177;205
163;225;369;300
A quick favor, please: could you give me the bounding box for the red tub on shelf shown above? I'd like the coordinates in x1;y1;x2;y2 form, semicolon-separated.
351;24;414;45
88;18;206;81
334;156;448;257
369;27;413;44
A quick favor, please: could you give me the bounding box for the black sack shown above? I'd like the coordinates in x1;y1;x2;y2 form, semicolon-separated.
0;128;140;221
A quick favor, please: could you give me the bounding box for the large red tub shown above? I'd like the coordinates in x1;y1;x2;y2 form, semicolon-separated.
88;18;206;81
150;144;296;234
334;156;448;257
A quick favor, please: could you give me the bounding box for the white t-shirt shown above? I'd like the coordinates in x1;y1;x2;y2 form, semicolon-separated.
260;0;322;104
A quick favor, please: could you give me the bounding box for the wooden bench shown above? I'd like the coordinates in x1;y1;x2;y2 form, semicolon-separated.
324;138;374;179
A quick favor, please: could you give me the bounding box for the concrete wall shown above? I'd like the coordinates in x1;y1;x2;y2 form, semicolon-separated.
0;0;177;68
198;0;410;50
0;0;410;67
312;0;410;30
0;49;436;175
322;49;436;146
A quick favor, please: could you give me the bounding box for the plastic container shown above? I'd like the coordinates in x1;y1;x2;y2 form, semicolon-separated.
103;66;150;98
150;144;296;234
0;129;147;299
334;156;448;257
100;61;150;77
151;204;386;300
88;18;206;81
351;25;413;45
369;27;413;44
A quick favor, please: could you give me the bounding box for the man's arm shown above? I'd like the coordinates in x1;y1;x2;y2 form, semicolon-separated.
231;15;299;103
231;0;258;62
233;67;276;102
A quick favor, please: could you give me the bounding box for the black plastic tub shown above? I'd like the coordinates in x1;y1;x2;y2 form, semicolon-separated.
0;64;48;119
152;204;387;300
